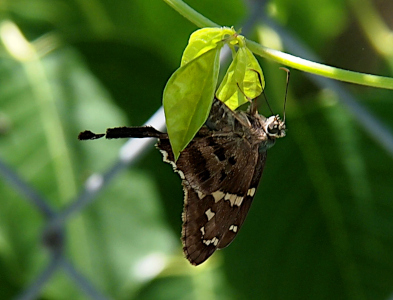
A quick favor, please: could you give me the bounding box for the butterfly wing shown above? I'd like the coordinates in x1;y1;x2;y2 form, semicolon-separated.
156;98;274;265
216;150;267;249
78;97;283;266
157;132;267;265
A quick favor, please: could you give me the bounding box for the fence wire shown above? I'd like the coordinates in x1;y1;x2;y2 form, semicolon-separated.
1;1;393;299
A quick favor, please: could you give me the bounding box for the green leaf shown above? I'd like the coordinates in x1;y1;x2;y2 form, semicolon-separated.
3;1;393;299
0;46;176;300
242;47;264;97
163;47;221;160
181;27;236;66
216;46;264;110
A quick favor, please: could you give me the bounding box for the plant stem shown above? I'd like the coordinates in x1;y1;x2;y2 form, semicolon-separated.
163;0;393;90
246;40;393;90
163;0;218;28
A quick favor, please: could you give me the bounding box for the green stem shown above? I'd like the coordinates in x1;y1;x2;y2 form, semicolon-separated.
163;0;218;28
163;0;393;90
246;40;393;90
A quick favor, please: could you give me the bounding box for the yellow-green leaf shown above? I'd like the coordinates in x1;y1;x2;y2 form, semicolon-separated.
163;47;221;160
216;46;264;110
216;47;247;108
243;47;264;98
181;27;236;66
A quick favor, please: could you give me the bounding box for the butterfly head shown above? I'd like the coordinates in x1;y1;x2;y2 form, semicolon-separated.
264;115;286;139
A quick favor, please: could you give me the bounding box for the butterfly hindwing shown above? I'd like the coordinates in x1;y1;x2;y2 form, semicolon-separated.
217;151;267;249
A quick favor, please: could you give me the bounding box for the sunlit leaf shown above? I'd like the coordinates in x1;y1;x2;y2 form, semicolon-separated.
216;47;247;108
216;46;264;110
2;1;393;300
0;46;176;299
242;47;264;97
181;27;236;66
163;47;221;160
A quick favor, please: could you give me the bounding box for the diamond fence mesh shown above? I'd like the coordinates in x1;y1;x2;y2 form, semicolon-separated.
1;1;393;299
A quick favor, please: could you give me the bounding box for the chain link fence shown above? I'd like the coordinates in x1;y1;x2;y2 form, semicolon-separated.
1;106;165;300
1;1;393;299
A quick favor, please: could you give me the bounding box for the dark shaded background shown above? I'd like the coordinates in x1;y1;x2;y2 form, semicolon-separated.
1;0;393;299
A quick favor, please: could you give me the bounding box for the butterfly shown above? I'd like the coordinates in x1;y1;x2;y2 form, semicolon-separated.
79;95;286;265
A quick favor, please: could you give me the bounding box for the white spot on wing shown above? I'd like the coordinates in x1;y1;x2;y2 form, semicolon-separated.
212;190;225;202
235;196;243;206
197;190;205;199
205;208;215;221
229;225;238;232
247;187;256;197
200;226;205;236
203;237;219;246
224;193;236;206
224;193;243;206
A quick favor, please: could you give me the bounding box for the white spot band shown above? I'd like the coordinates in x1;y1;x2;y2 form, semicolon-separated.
205;208;215;221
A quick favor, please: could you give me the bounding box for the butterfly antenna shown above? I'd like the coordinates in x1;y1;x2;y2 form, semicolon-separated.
249;68;274;115
236;80;259;115
261;89;274;116
249;69;270;115
279;67;290;123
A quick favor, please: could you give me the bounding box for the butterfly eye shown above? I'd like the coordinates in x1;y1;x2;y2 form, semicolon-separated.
268;126;280;135
266;118;286;138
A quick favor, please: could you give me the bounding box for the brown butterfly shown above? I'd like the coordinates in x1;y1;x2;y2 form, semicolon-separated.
79;95;286;265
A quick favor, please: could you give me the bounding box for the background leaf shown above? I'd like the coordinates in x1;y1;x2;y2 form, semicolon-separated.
0;0;393;299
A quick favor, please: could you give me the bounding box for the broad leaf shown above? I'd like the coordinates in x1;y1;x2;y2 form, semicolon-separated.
181;27;236;66
0;46;176;300
217;46;264;110
163;47;221;160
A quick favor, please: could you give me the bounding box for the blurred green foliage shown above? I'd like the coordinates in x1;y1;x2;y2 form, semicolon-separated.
0;0;393;299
